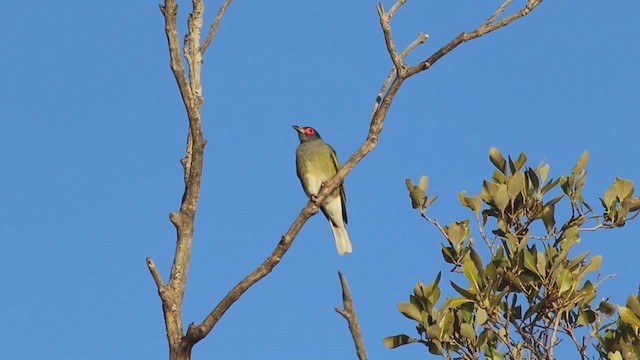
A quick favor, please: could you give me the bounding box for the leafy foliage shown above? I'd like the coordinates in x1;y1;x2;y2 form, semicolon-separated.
388;149;640;359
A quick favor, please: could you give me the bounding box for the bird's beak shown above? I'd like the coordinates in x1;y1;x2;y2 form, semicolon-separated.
292;125;303;133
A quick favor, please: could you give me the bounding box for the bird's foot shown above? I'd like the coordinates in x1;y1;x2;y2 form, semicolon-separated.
311;194;319;204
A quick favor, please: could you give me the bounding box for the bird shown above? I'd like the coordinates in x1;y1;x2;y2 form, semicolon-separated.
292;125;352;255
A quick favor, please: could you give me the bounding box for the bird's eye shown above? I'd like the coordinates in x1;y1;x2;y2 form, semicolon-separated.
306;128;316;134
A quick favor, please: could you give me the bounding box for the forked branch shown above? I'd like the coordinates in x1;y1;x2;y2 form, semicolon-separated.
335;271;368;360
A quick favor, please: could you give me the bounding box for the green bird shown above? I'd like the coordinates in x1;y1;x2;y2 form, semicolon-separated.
293;125;352;255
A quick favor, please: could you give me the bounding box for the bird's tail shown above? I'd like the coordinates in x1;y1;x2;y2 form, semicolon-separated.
330;223;352;255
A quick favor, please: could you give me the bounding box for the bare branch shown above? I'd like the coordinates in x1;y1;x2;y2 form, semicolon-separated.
184;204;319;343
377;2;407;77
152;0;231;358
372;32;429;116
185;0;205;100
159;1;194;110
146;257;165;289
401;32;430;58
482;0;514;27
473;211;496;256
421;212;449;240
406;0;543;77
335;271;368;360
201;0;234;55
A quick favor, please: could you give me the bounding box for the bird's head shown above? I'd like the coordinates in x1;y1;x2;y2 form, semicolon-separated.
292;125;322;142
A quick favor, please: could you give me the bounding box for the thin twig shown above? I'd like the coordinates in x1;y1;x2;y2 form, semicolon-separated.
146;257;165;289
335;271;368;360
201;0;234;55
406;0;543;77
372;32;429;116
482;0;513;27
594;273;617;288
376;2;407;76
473;211;496;255
421;213;449;240
549;309;563;359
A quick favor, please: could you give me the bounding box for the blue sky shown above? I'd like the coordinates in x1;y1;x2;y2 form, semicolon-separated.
1;1;639;359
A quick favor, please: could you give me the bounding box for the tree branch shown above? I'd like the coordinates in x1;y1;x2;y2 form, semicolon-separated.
201;0;233;55
406;0;543;77
149;1;225;358
159;1;194;111
146;257;165;289
377;2;407;76
335;271;368;360
483;0;514;27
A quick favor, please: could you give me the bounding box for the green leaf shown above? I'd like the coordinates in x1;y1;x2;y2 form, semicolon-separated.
492;170;507;184
463;258;481;293
426;194;438;207
523;301;543;320
619;306;640;327
426;324;441;340
608;351;623;360
447;297;474;308
476;307;488;325
459;192;483;214
451;280;476;300
441;244;456;264
439;312;454;338
447;221;470;248
397;302;422;322
535;250;546;278
626;294;640;317
407;183;427;210
602;185;618;209
573;150;589;175
428;339;443;355
539;164;550;185
418;175;430;191
626;197;640;212
557;268;573;294
489;147;507;174
507;171;525;201
405;178;414;192
477;329;489;349
540;177;560;195
480;180;497;203
526;167;539;192
614;177;634;200
523;248;539;276
542;202;556;233
581;255;602;276
485;346;505;360
427;272;443;294
577;309;596;325
460;323;476;340
383;334;413;349
567;251;590;270
513;152;527;173
494;184;510;212
598;301;616;316
413;281;426;299
470;247;485;277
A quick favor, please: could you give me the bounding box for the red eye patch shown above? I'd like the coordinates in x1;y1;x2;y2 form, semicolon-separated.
305;127;316;135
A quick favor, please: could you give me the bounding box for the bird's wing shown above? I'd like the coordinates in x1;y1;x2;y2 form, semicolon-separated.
329;145;348;224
